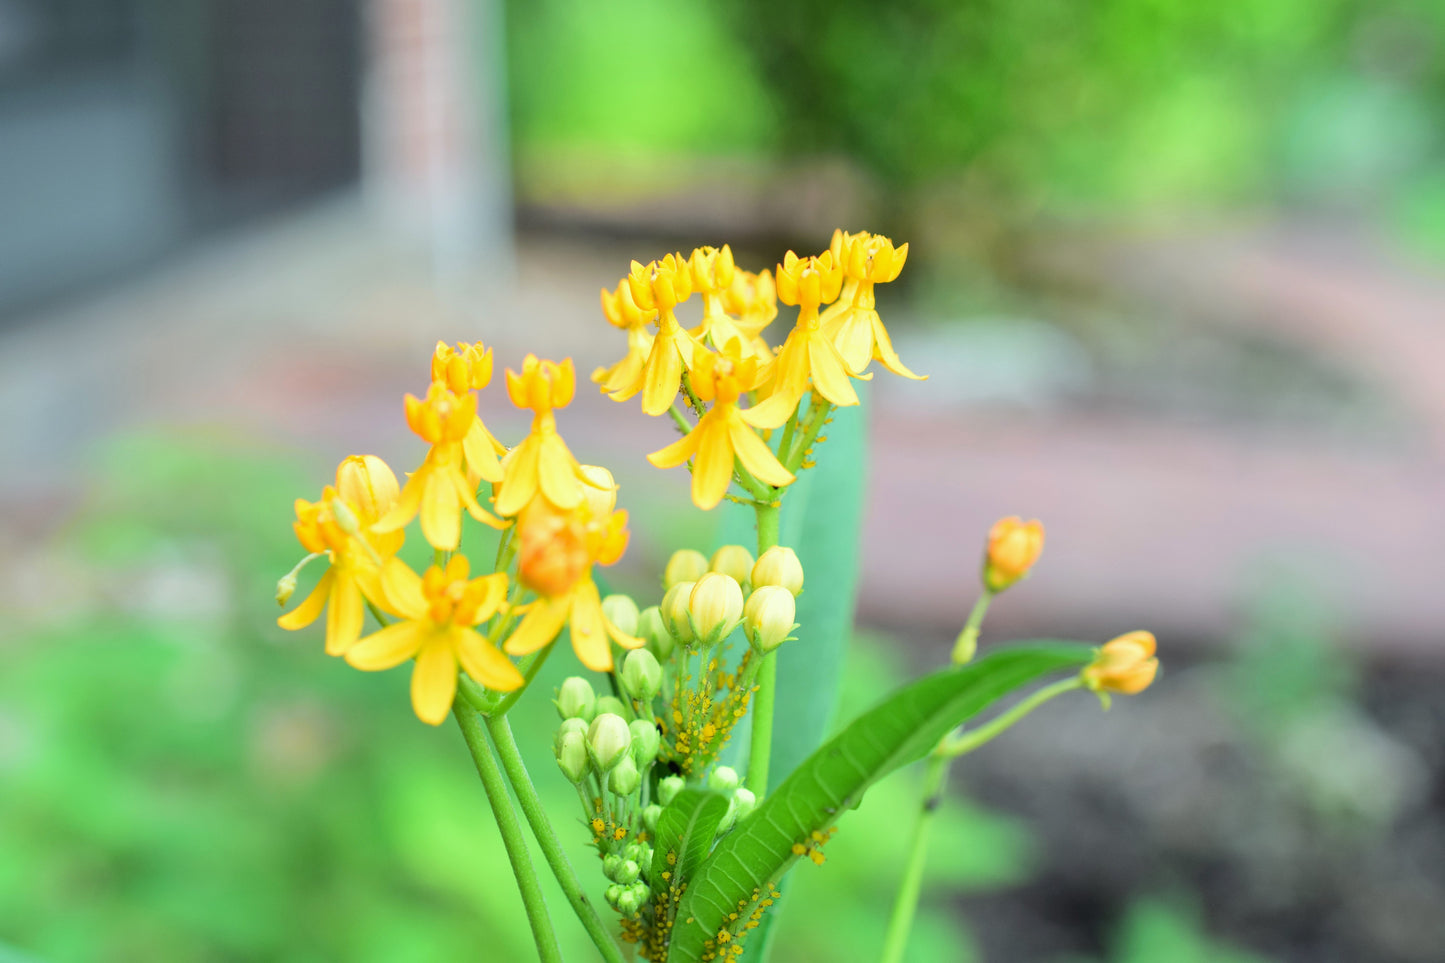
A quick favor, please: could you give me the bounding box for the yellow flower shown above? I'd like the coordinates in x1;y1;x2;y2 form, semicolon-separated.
592;280;657;400
373;383;506;550
1082;631;1159;695
983;516;1044;592
432;339;510;477
745;250;865;429
278;455;403;655
346;555;520;725
504;498;643;671
720;267;778;337
822;230;923;380
647;342;795;509
495;356;600;518
627;254;703;416
686;246;773;365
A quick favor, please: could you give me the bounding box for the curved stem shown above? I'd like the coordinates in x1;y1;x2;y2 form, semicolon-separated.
879;752;950;963
485;714;629;963
667;403;693;434
938;677;1083;758
746;501;782;794
950;591;994;665
453;703;563;963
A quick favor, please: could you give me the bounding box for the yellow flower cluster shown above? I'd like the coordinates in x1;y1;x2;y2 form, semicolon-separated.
277;342;640;725
592;231;925;509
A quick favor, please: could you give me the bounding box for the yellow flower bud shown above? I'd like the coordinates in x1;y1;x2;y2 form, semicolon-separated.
709;544;755;588
660;581;696;645
1083;631;1159;696
689;573;744;647
751;546;804;596
275;571;298;606
744;585;796;653
664;548;709;589
983;516;1044;593
336;455;401;524
601;593;640;638
579;464;618;518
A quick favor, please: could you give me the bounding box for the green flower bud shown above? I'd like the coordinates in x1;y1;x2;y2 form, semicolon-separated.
660;581;696;645
605;883;624;908
709;544;755;588
657;774;685;806
555;716;588;749
616;885;643;916
642;804;662;832
621;649;662;703
595;695;630;719
732;786;757;822
587;713;631;772
689;573;744;647
608;754;641;796
744;585;796;653
620;859;640;883
664;548;709;589
603;853;625;881
555;676;596;721
275;571;298;606
751;546;804;596
629;719;661;767
638;605;674;659
601;594;640;638
627;881;652;911
707;765;740;794
555;729;589;784
623;840;647;863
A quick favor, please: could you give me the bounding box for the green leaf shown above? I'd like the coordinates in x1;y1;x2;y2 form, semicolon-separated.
667;644;1094;962
648;788;731;893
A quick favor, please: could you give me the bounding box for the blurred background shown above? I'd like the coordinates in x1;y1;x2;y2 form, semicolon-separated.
2;0;1444;960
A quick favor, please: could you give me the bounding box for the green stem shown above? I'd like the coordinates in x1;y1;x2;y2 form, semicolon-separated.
879;752;950;963
488;643;556;716
452;703;564;963
950;591;994;664
938;677;1084;758
667;403;694;434
784;397;832;473
486;714;629;963
746;501;782;794
364;598;392;627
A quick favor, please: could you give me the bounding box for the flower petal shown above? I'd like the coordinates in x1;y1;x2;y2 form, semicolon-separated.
449;464;507;529
538;435;583;509
691;417;735;511
371;474;423;533
494;437;539;517
646;426;702;469
410;639;458;725
871;314;926;380
456;627;525;691
728;414;795;488
325;573;365;655
642;331;684;416
568;581;612;671
604;618;646;651
463;421;504;482
830;308;875;374
419;469;461;551
806;333;860;407
503;596;570;656
277;568;334;630
742;333;807;428
346;619;428;670
379;557;428;620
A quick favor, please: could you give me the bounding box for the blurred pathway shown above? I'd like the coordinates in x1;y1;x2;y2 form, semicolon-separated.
2;199;1441;655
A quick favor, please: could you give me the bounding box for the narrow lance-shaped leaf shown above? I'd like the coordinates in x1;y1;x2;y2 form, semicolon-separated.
648;788;731;893
666;644;1095;962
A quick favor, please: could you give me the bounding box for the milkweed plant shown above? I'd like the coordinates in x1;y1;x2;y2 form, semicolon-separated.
275;231;1160;962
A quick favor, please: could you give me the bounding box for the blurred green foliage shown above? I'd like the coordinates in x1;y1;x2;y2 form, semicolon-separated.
504;0;1445;250
0;431;1040;961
